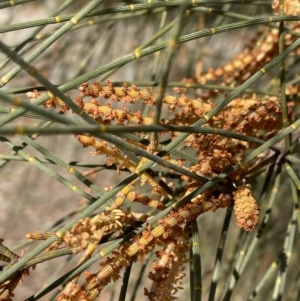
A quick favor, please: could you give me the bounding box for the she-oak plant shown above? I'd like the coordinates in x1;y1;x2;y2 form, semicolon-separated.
0;1;299;301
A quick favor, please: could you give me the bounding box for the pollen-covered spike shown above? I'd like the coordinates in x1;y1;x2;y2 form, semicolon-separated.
26;231;54;240
233;184;259;231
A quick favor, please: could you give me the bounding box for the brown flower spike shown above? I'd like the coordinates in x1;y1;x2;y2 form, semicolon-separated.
233;184;259;231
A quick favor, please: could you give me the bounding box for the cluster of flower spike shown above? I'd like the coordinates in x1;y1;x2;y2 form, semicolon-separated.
191;4;300;100
25;77;293;300
272;0;300;18
54;191;231;301
28;82;291;184
21;3;299;299
27;210;139;254
25;80;293;300
144;237;190;301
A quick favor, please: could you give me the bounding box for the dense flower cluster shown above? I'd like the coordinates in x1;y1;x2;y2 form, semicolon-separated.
24;81;293;301
233;184;259;231
19;3;299;301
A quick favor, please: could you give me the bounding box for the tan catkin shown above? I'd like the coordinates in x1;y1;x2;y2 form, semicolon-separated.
233;185;259;231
